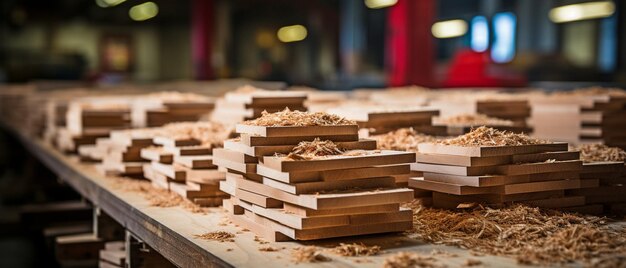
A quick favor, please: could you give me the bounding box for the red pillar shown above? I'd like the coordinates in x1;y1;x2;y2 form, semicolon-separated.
386;0;435;87
191;0;214;80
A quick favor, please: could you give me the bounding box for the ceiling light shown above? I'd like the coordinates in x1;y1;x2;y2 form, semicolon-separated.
364;0;398;9
129;2;158;21
431;19;468;39
549;1;615;23
277;25;307;43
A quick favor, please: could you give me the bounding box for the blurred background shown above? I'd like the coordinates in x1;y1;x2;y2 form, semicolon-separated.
0;0;625;90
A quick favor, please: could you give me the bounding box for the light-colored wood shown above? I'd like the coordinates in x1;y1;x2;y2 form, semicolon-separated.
220;179;283;208
262;176;397;195
153;136;200;147
163;145;212;156
409;177;580;195
423;171;580;187
223;139;376;157
212;148;258;163
240;133;358;146
256;164;410;184
235;124;358;137
262;150;416;172
151;162;186;181
174;155;215;169
212;156;256;174
140;147;173;164
415;151;579;167
413;160;582;176
417;142;569;157
185;168;225;184
282;203;400;217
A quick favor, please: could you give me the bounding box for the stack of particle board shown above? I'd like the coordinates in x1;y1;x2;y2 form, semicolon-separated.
408;127;583;209
141;121;232;207
216;110;415;241
528;88;626;148
210;86;308;125
91;128;164;177
327;104;440;136
564;144;626;215
131;92;215;128
433;114;532;136
57;97;132;153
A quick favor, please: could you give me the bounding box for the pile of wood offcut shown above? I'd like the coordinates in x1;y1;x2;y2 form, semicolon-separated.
216;109;416;241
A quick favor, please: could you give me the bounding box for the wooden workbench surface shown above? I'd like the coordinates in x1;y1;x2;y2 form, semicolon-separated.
17;132;531;268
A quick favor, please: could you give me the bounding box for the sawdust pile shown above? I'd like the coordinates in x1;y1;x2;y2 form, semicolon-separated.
383;252;443;268
435;114;514;127
163;121;231;147
291;246;331;263
574;144;626;163
332;243;381;257
403;200;626;265
374;128;437;152
194;231;235;242
438;126;545;147
243;108;355;127
286;138;344;160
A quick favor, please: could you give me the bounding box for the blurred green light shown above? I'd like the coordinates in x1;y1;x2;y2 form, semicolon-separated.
129;2;158;21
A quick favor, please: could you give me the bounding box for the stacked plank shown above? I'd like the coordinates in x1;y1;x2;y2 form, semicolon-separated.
217;110;415;241
141;121;232;207
564;144;626;215
131;92;215;128
528;87;626;148
327;104;440;135
433;114;532;136
476;99;531;126
211;86;307;125
58;97;132;153
99;241;126;268
408;127;584;209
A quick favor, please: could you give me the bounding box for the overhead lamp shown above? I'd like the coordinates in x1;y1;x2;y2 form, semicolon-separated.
277;25;307;43
364;0;398;9
549;1;615;23
96;0;127;8
431;19;468;39
129;2;158;21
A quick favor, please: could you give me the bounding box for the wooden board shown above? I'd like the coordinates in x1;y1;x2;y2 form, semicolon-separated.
235;124;358;137
257;164;410;184
228;173;413;210
185;168;225;184
262;150;416;172
239;133;358;146
422;171;580;187
213;156;256;174
415;151;579;167
413;160;582;176
140;147;173;164
409;177;580;195
151;162;186;181
223;139;376;157
282;203;400;217
581;161;625;174
262;176;397;195
219;179;282;208
417;142;569;157
212;148;258;163
153;136;200;147
174;155;216;169
164;145;212;156
431;191;566;209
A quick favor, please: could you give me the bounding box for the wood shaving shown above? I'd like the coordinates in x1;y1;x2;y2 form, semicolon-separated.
291;246;331;263
435;114;514;127
163;121;232;147
438;126;546;147
243;108;355;126
403;200;626;265
258;246;280;252
286;138;344;160
574;144;626;163
194;231;235;242
383;252;443;268
331;243;381;257
373;128;437;152
463;258;483;267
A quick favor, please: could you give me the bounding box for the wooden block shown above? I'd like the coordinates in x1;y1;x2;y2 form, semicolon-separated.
140;147;173;164
100;160;144;175
224;139;376;157
212;148;258;163
230;173;413;210
225;168;263;182
220;178;282;208
240;133;359;146
153;136;200;147
423;171;580;187
213;156;256;174
283;203;400;217
581;162;624;174
417;142;569;157
163;145;212;156
223;200;292;242
262;176;397;195
185;168;225;184
235;124;358;137
174;155;215;169
169;182;225;200
194;197;226;207
262;150;416;172
151;162;185;181
257;164;410;184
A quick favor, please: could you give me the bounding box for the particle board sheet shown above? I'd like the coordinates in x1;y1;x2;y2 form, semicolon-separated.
228;173;413;210
173;155;216;169
262;150;416;172
417;142;569;157
139;147;173;164
422;171;581;187
223;139;376;157
239;133;359;146
235;124;358;138
163;145;213;156
412;160;582;176
256;163;410;184
415;151;579;167
409;177;581;195
262;176;397;195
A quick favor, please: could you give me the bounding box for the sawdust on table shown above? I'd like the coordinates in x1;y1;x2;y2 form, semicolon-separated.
331;243;381;257
373;128;437;152
574;143;626;163
437;126;546;147
291;246;331;263
383;251;443;268
194;231;235;242
242;108;355;127
403;200;626;266
162;121;232;148
435;114;514;127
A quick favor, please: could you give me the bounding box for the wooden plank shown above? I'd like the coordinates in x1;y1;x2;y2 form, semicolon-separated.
151;162;186;181
282;203;400;217
163;145;212;156
413;160;582;176
256;164;410;184
174;155;216;169
262;150;416;172
581;162;624;174
417;142;569;157
223;139;376;157
185;168;225;184
409;177;580;195
213;156;256;174
140;147;173;164
212;148;258;163
423;171;580;187
222;200;293;242
262;176;397;195
240;133;358;146
153;136;200;147
235;124;358;137
416;151;578;167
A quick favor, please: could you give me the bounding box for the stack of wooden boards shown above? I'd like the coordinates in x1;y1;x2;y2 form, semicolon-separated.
140;122;231;207
217;114;416;241
529;89;626;149
99;241;126;268
131;92;215;128
565;158;626;215
432;114;532;136
327;104;440;135
408;141;584;209
211;87;308;125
